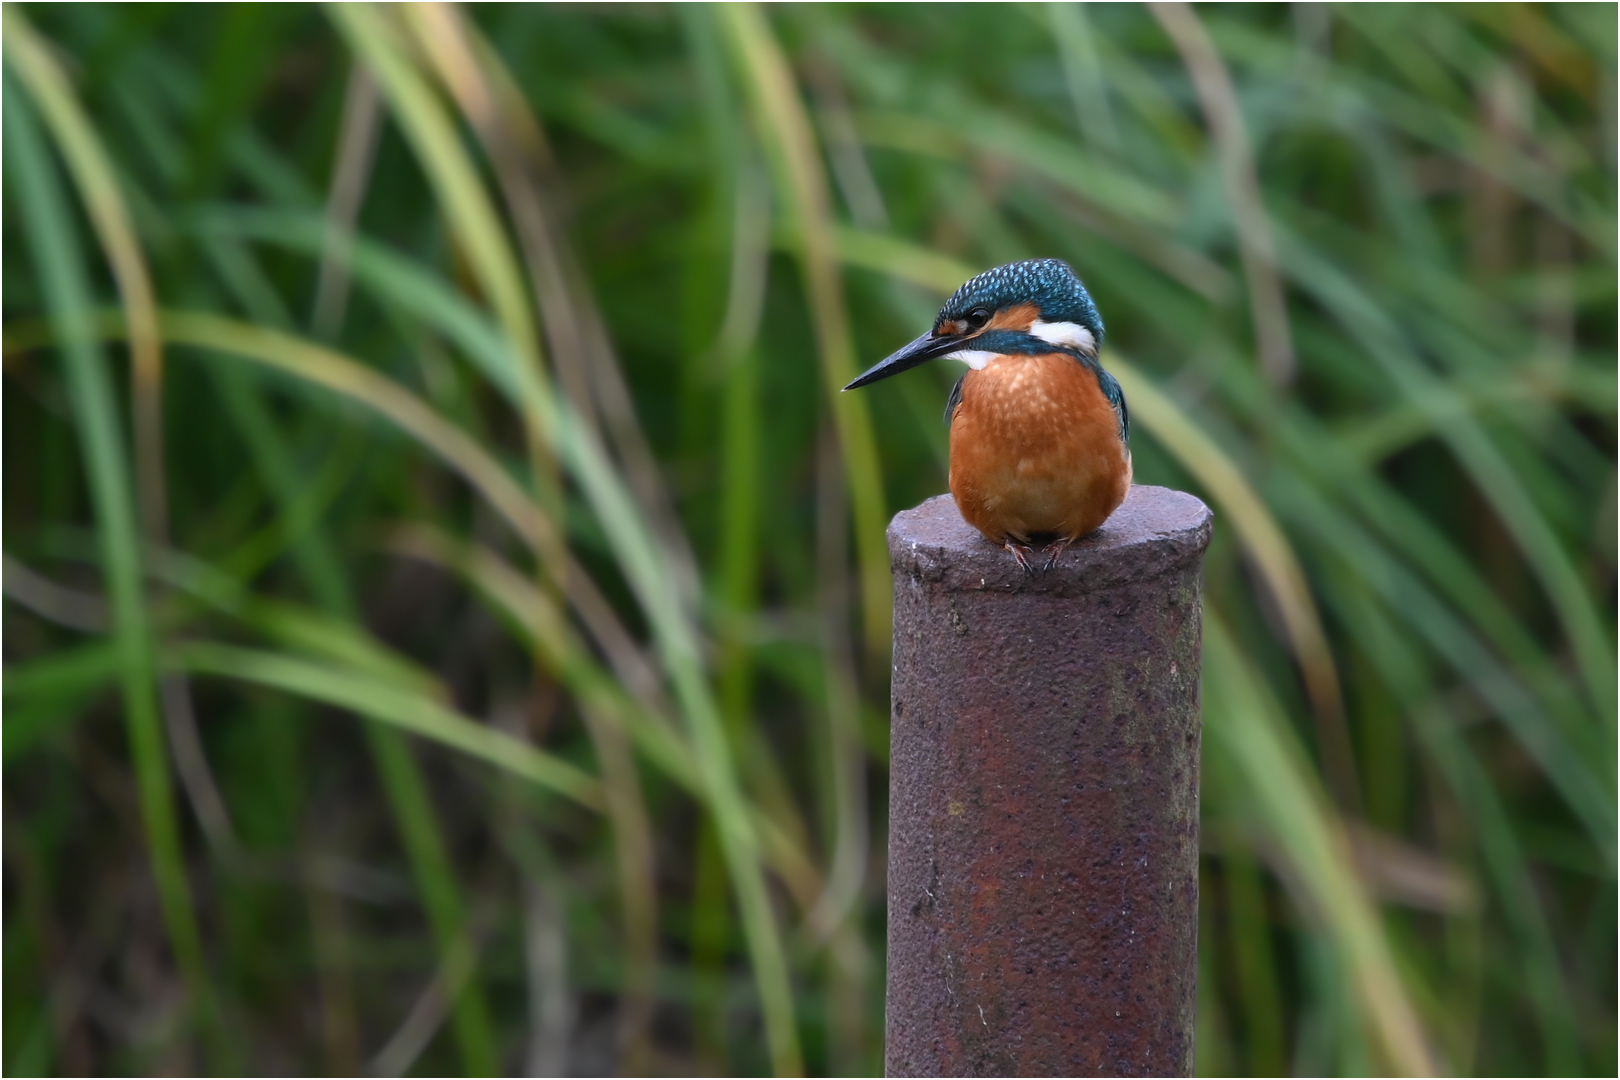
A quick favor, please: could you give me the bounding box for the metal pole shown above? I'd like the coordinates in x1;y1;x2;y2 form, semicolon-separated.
885;485;1212;1077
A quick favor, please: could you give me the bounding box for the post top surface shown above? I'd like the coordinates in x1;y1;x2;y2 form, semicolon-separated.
887;484;1212;593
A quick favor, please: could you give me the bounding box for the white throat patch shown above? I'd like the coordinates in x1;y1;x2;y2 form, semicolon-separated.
1029;319;1097;355
943;349;997;369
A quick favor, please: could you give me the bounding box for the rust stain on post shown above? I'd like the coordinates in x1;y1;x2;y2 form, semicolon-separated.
885;485;1212;1078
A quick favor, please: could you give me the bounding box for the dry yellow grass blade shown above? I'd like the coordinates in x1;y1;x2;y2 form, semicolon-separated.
719;2;894;661
402;0;707;628
1204;614;1437;1076
330;4;541;387
153;311;558;555
4;10;168;535
1150;1;1296;386
391;523;827;907
329;2;567;575
171;641;606;811
387;519;660;1066
3;7;249;858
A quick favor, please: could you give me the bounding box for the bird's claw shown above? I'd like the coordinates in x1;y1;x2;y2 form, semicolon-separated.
1004;541;1037;574
1003;538;1074;573
1040;538;1073;571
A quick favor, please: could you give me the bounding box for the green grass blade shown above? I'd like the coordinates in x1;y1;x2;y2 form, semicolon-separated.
720;3;891;667
84;305;802;1076
171;641;603;809
2;641;121;764
1325;572;1583;1072
1280;230;1616;727
554;395;805;1077
2;78;219;1059
360;723;499;1078
328;3;542;388
195;221;505;1070
1204;611;1437;1076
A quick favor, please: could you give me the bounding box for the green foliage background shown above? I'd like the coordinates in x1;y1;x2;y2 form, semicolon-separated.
3;3;1614;1075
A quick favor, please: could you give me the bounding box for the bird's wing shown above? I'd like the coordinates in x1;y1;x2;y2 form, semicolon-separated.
1095;367;1129;443
944;372;966;428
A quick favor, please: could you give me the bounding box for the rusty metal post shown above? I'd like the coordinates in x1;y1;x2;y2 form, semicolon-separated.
885;485;1212;1077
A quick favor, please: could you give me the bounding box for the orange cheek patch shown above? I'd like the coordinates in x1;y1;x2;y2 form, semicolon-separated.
936;320;963;337
986;302;1040;333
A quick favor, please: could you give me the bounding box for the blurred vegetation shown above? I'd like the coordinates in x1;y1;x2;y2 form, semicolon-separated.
3;3;1614;1076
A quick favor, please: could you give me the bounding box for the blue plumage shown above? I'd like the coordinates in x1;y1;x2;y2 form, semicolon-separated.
938;258;1105;345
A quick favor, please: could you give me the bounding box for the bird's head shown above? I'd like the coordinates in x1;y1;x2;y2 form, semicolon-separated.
844;258;1103;390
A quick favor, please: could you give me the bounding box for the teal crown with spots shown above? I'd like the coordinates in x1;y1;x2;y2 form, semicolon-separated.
940;258;1104;343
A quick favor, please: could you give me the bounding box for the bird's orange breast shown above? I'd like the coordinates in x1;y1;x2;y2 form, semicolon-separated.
948;353;1131;545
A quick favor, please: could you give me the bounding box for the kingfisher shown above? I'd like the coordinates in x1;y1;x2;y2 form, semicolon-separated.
845;258;1130;570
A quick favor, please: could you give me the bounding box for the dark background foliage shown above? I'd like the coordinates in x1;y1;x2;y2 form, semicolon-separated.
4;3;1614;1076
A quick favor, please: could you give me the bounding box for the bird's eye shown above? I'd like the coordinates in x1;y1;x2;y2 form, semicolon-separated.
966;308;992;330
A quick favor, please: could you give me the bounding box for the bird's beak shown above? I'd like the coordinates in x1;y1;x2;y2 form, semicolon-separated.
842;329;963;391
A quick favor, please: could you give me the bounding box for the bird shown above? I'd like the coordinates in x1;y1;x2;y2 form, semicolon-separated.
844;258;1130;571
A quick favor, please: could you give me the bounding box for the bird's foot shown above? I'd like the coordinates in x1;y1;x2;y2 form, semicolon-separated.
1040;537;1074;571
1004;541;1037;574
